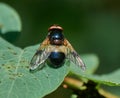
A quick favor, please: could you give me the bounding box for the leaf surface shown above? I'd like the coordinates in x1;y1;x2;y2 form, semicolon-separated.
0;37;69;98
1;37;114;98
70;62;120;86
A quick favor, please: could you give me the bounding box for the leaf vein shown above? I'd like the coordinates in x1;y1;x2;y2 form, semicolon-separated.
7;50;24;98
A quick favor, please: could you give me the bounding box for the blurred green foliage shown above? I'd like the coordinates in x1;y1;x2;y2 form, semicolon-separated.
0;3;21;42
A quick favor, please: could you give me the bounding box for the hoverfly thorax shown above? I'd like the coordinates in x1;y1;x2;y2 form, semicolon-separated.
48;27;64;45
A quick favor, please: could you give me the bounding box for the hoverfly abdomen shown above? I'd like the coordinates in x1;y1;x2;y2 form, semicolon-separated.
48;52;65;68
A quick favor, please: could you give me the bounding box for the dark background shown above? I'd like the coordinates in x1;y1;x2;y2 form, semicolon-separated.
1;0;120;75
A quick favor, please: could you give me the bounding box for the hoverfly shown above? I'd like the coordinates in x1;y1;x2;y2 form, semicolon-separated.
30;24;85;71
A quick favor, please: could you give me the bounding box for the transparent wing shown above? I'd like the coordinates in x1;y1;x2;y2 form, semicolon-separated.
67;51;86;71
30;46;53;71
64;39;86;71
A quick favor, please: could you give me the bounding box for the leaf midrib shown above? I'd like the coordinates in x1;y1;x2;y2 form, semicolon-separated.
7;49;23;98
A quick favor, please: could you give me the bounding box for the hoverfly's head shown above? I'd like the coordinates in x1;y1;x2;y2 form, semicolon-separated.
48;24;64;45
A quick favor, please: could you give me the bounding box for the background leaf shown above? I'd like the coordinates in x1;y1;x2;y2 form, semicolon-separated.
0;3;21;42
87;69;120;86
70;63;120;86
81;54;99;74
0;37;69;98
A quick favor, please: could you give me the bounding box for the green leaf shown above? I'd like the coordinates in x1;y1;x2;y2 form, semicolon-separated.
81;54;99;74
0;3;21;42
0;37;69;98
70;63;120;86
0;3;21;33
0;37;105;98
87;69;120;86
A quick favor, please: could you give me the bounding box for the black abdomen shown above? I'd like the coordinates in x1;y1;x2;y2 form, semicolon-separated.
48;52;65;68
